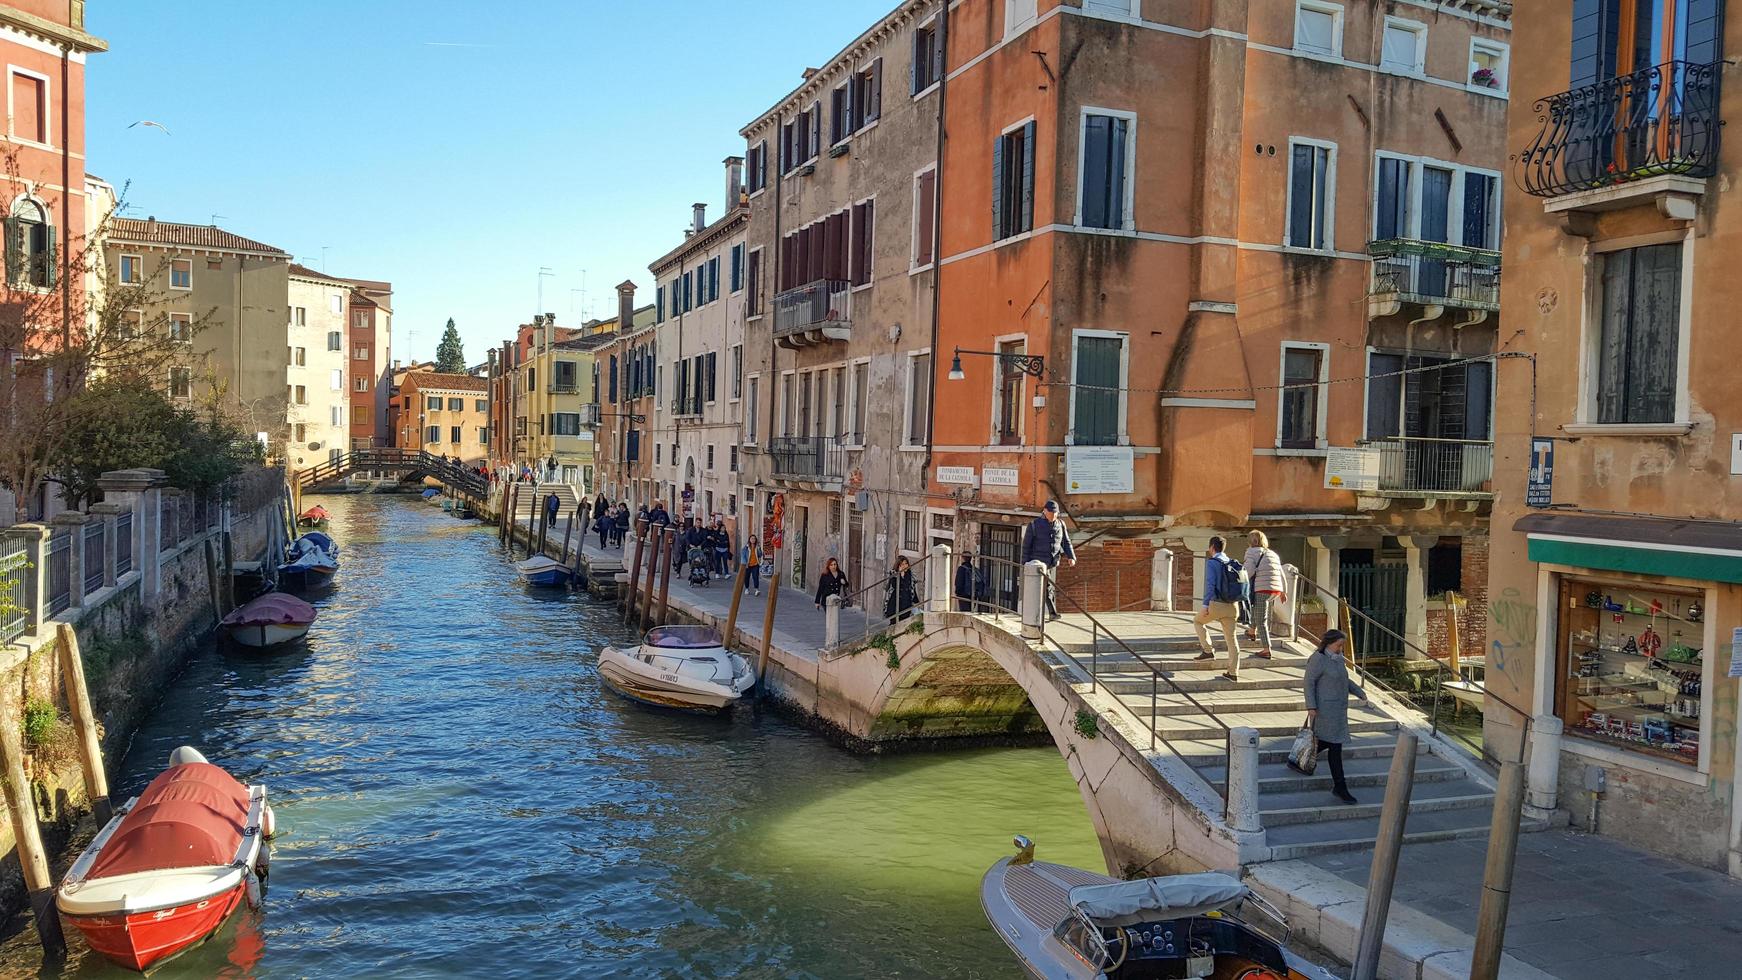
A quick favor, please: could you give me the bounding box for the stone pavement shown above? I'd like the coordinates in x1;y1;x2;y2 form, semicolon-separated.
1282;828;1742;978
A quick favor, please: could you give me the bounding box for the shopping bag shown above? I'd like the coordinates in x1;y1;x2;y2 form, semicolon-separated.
1288;720;1318;775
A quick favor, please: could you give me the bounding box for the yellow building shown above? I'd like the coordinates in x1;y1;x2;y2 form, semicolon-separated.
516;317;609;489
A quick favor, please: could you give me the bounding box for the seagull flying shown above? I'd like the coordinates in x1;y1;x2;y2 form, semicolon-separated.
127;120;171;135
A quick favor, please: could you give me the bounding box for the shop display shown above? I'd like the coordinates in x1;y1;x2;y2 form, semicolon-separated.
1556;581;1705;765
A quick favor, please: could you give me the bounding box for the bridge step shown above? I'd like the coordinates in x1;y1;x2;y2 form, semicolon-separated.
1167;731;1416;767
1142;704;1398;740
1257;779;1494;827
1094;664;1309;695
1129;689;1319;718
1201;755;1468;794
1264;807;1543;860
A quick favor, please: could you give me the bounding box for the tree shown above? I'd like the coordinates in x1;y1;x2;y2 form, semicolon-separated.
44;380;183;508
434;318;466;373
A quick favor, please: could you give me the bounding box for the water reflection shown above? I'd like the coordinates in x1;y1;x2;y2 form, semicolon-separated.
4;494;1099;978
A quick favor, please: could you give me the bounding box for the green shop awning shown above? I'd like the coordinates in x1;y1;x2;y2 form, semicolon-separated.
1516;512;1742;585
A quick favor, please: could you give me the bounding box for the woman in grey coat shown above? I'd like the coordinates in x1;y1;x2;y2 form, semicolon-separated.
1302;629;1367;804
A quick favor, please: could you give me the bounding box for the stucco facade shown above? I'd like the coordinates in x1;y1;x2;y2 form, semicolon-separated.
1487;0;1742;874
397;370;488;466
286;265;352;472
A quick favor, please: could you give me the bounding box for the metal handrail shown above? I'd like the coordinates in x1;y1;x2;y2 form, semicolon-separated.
827;551;941;654
1290;568;1531;764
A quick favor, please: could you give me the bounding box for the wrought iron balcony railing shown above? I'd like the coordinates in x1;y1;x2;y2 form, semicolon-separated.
773;278;852;340
549;379;579;394
768;435;849;481
1369;436;1493;497
1368;239;1500;312
1516;59;1721;199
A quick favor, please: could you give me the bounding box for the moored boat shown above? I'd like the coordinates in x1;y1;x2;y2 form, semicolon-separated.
982;837;1339;980
278;532;339;592
597;625;754;711
515;555;572;588
220;593;317;649
295;505;328;528
57;747;275;973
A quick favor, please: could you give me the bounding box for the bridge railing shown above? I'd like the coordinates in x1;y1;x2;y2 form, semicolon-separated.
298;449;487;499
821;550;947;656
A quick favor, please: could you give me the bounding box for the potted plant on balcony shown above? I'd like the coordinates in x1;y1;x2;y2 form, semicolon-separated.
1471;67;1497;88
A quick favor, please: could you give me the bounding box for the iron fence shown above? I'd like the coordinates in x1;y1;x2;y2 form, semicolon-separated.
1370;436;1494;495
1368;239;1500;311
1516;59;1722;198
767;435;850;481
47;531;70;616
0;538;28;645
116;512;133;575
83;522;105;593
773;278;853;339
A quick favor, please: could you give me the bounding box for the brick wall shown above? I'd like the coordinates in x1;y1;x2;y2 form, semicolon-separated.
1423;535;1489;660
1055;538;1155;612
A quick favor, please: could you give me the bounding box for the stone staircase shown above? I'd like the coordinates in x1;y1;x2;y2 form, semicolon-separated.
508;483;582;521
1056;623;1532;860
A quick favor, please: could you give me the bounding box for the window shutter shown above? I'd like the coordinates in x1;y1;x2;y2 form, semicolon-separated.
1595;249;1633;424
932;30;944;85
1020;120;1036;233
868;58;883;122
1569;0;1619;89
1365;353;1404;440
43;225;55;288
916;170;936;265
2;217;19;287
1288;146;1314;247
809;105;822;159
909;37;919;94
991;135;1005;239
1686;0;1725;68
1109;117;1127;228
1463;361;1493;440
1082;115;1110;227
1073;336;1120;445
1626;244;1681;424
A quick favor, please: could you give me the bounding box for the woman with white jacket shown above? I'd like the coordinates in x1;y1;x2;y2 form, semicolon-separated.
1242;530;1285;659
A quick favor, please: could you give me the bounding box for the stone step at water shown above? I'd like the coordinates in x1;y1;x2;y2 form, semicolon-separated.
1167;730;1419;767
1199;755;1469;794
1141;704;1399;740
1256;777;1494;827
1095;664;1309;695
1264;806;1544;861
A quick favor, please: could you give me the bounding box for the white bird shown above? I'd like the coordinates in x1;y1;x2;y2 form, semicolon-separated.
127;120;171;135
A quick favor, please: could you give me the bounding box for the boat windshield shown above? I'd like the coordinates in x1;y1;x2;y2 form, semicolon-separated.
645;625;723;649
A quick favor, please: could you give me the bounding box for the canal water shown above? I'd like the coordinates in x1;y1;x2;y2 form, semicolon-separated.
14;494;1104;978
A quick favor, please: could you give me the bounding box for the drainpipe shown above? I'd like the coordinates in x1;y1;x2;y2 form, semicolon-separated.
922;0;950;478
766;110;787;582
59;44;70;353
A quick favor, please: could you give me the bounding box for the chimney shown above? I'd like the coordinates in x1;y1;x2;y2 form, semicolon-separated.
691;202;707;234
616;280;636;332
724;155;745;210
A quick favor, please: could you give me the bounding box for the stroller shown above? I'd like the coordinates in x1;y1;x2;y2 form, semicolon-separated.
687;545;711;587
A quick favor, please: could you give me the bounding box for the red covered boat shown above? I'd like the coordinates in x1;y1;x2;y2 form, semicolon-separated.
56;747;275;973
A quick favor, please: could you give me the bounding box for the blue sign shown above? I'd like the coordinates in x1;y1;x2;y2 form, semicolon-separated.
1527;438;1554;508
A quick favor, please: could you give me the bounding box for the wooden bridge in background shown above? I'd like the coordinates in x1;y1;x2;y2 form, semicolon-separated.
295;448;488;500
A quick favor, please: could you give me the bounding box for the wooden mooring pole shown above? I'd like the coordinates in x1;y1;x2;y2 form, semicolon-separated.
640;527;663;631
1352;732;1418;980
0;696;67;957
624;521;647;622
1470;761;1527;980
756;572;780;692
56;624;111;823
654;528;676;626
723;563;748;650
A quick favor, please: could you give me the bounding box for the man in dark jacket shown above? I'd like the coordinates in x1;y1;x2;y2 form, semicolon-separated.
953;552;988;613
1021;500;1076;620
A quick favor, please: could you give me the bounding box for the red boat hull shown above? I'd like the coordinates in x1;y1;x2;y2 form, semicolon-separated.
66;883;245;972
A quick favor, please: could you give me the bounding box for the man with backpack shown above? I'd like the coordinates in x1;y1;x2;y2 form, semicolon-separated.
1193;536;1245;681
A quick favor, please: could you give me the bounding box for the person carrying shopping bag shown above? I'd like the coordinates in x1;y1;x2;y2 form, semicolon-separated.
1299;629;1368;805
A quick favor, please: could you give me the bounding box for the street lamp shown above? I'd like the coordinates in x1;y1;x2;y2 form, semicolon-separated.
947;346;1045;382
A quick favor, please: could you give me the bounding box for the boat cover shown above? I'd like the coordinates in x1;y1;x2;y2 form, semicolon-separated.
298;506;328;520
221;593;316;627
281;547;338;572
516;556;566;573
89;763;251;879
645;625;723;649
421;488;440;498
296;531;336;553
1068;873;1248;927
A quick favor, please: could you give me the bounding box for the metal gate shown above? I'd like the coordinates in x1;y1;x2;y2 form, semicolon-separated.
1338;562;1408;659
979;524;1021;612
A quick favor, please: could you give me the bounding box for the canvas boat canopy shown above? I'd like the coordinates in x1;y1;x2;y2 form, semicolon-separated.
1068;872;1248;927
645;625;723;649
221;593;316;627
89;763;251;879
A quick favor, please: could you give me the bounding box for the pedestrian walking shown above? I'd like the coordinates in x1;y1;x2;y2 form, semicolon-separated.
741;536;763;596
953;552;987;613
647;500;670;527
613;505;629;547
1020;501;1076;620
883;555;918;622
1192;536;1245;681
711;520;732;576
1301;629;1368;805
595;509;611;549
815;557;850;609
1242;530;1285;660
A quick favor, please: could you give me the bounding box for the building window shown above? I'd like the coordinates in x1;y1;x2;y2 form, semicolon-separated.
352;311;368;328
426;396;441;411
1373;155;1500;251
1364;351;1492;445
1379;17;1426;75
656;284;665;322
354;377;369;392
730;244;745;293
746;375;760;443
705;351;718;403
476;399;487;412
1594;243;1683;425
8;200;53;288
1070;331;1127;446
850;199;876;287
331;405;343;426
912;166;937;268
1469;38;1509;92
1078;110;1134;230
120;309;141;340
901;508;922;554
850;360;869;444
293;423;307;443
446;397;463;411
9;70;46;143
747;248;763;316
746;139;768;193
1005;0;1038;38
994;121;1036;241
729;445;738;472
326;330;341;351
730;345;743;399
904;351;932;446
291;306;307;327
293;385;308;405
330;368;343;391
1287;139;1335;251
1278;343;1327;449
329;294;343;315
995;339;1027;445
479;427;489;443
851;59;882;131
170;258;192;290
426;425;440;443
553;413;581;436
914;21;944;96
169;314;191;343
708;255;721;302
831;81;853;145
291;345;306;366
119;254;140;284
706;444;716;470
1294;0;1343;57
168;367;191;400
354;345;369;360
352;406;368;425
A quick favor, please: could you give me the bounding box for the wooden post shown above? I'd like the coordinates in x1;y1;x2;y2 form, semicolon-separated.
624;521;647;622
220;528;236;612
203;538;222;624
756;571;780;692
1353;732;1418;980
723;563;748;650
56;624;110;823
640;526;663;631
1339;600;1357;669
655;528;676;626
1470;761;1527;980
0;696;67;956
558;508;573;562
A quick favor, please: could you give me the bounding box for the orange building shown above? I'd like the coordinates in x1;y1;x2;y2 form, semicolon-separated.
339;277;392;449
929;0;1510;648
396;371;488;466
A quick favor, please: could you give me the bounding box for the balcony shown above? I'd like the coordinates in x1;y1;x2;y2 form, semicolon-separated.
767;435;849;488
773;279;852;349
1368;239;1500;317
1516;59;1720;216
1366;437;1493;500
549;379;579;395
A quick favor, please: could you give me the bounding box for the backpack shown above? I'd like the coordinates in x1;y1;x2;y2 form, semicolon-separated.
1210;555;1245;604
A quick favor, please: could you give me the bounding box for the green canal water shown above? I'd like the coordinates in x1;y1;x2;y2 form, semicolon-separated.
10;494;1103;978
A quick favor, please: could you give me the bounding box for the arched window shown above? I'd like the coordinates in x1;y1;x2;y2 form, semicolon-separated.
6;199;53;289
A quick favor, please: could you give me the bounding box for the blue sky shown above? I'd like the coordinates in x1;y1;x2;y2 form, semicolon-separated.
87;0;893;364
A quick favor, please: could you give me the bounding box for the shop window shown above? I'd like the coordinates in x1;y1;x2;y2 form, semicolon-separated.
1554;578;1705;767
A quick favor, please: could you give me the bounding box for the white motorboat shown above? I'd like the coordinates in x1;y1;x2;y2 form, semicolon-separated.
597;625;754;711
982;837;1339;980
221;592;317;649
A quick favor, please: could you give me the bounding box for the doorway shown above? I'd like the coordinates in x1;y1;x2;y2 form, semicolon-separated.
979;523;1021;612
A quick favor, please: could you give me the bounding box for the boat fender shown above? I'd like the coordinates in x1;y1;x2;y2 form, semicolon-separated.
243;866;262;908
262;804;277;840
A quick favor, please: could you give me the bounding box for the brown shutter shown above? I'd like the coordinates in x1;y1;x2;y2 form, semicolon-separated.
867;58;883;122
916;170;936;266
